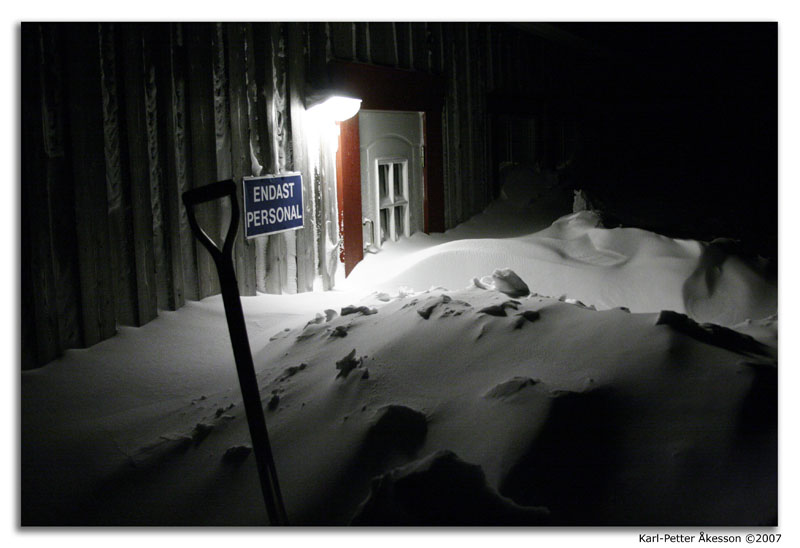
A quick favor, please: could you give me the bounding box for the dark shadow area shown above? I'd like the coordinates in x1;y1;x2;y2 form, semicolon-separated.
352;450;550;525
555;23;777;259
498;387;626;525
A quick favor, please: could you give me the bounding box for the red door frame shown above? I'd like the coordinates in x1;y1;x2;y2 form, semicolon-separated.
330;61;445;276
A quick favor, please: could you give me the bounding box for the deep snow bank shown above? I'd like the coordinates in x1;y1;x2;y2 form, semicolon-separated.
22;281;777;525
21;186;778;526
344;210;776;327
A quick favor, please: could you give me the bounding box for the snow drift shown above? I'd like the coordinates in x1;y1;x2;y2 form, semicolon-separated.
22;186;777;526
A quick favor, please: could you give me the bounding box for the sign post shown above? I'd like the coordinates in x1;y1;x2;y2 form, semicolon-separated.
182;180;289;526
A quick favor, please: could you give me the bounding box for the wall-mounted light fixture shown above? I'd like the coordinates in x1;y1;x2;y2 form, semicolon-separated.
305;89;362;122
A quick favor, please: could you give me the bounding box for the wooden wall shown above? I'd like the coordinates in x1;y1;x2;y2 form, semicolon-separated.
22;22;313;368
21;22;586;368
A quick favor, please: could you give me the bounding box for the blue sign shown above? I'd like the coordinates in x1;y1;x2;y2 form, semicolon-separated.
243;173;303;239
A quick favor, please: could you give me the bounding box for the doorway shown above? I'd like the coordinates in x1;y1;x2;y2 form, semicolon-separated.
329;61;445;276
359;110;424;249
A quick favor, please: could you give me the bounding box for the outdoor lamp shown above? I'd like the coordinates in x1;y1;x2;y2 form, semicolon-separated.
305;89;362;122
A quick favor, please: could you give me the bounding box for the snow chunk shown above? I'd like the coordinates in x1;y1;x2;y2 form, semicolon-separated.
324;309;338;322
559;295;595;310
351;450;550;525
341;305;378;316
304;313;325;328
572;189;594;213
655;310;769;357
478;300;521;317
222;445;252;464
335;349;363;379
191;422;214;444
417;294;452;320
279;363;307;381
484;377;540;399
363;405;428;458
491;268;530;298
511;310;540;329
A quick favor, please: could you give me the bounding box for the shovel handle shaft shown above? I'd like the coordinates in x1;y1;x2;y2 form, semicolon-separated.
182;180;289;526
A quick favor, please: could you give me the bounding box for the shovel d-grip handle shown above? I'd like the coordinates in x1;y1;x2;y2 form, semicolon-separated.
182;179;239;266
182;180;289;526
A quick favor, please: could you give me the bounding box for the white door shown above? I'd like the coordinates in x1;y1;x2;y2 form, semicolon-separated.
359;110;424;249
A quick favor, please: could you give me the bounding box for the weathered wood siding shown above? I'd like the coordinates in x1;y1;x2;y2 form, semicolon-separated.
22;22;584;368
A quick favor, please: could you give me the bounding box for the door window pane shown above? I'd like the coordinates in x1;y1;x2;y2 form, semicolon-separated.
393;163;403;199
395;205;405;237
380;208;390;244
379;164;389;202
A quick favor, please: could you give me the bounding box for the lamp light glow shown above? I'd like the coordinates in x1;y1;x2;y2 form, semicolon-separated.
307;95;362;122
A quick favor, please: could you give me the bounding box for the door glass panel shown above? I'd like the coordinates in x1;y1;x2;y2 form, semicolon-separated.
393;163;403;199
395;205;405;237
379;164;389;202
380;208;390;244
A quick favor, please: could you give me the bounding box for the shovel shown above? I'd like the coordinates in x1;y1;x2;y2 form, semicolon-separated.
182;180;289;526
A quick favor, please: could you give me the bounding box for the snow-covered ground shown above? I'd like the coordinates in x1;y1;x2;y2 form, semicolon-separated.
21;182;777;526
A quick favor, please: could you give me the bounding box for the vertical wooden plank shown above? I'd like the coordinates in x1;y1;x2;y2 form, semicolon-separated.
184;23;221;299
36;24;84;352
141;25;172;312
262;22;291;294
212;22;234;270
275;23;293;294
462;24;476;219
368;22;396;67
249;22;271;295
355;23;370;63
494;25;505;91
472;23;489;212
226;22;257;296
430;23;444;75
169;24;199;301
20;203;39;369
444;23;463;226
313;167;325;282
62;23;117;346
287;22;316;293
20;27;38;363
119;23;159;324
484;25;497;199
150;22;187;309
318;132;340;289
395;22;411;70
473;24;486;206
248;23;272;175
411;22;428;72
213;24;233;187
330;22;355;61
307;23;329;90
99;23;139;326
21;23;61;365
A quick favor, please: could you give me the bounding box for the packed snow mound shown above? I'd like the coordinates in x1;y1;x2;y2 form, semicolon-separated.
21;183;777;526
347;211;776;327
23;284;777;525
352;450;550;525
